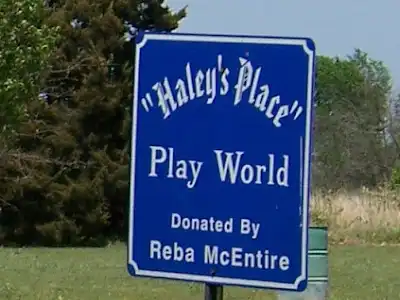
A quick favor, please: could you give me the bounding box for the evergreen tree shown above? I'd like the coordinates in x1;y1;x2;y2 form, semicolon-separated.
0;0;186;245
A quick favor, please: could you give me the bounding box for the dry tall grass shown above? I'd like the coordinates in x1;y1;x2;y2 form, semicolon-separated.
311;187;400;244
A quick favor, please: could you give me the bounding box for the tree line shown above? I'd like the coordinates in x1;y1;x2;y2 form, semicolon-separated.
0;0;398;246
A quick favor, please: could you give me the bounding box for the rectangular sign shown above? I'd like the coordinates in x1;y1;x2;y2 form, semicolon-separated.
128;32;316;292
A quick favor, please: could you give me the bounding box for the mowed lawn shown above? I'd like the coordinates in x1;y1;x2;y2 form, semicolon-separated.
0;244;399;300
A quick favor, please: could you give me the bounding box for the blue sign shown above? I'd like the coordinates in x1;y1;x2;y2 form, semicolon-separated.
128;32;316;292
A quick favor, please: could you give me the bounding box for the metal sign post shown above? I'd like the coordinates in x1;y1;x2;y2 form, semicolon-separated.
204;284;223;300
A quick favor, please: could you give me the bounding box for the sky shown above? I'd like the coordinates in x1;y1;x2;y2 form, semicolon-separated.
166;0;400;90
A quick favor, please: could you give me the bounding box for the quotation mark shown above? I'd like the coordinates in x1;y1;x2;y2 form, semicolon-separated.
141;93;153;112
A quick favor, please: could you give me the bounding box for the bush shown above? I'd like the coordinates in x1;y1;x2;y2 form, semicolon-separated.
389;167;400;190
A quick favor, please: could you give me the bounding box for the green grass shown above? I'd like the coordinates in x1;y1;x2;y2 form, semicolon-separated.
0;244;399;300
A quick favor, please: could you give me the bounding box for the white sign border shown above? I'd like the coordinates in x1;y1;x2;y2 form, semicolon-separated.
128;32;315;291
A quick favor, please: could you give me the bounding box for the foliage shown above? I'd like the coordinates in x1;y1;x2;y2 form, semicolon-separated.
0;0;186;246
0;0;59;135
1;0;400;246
389;167;400;189
313;50;393;189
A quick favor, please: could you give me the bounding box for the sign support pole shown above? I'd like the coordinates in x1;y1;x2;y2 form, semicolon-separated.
204;283;223;300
